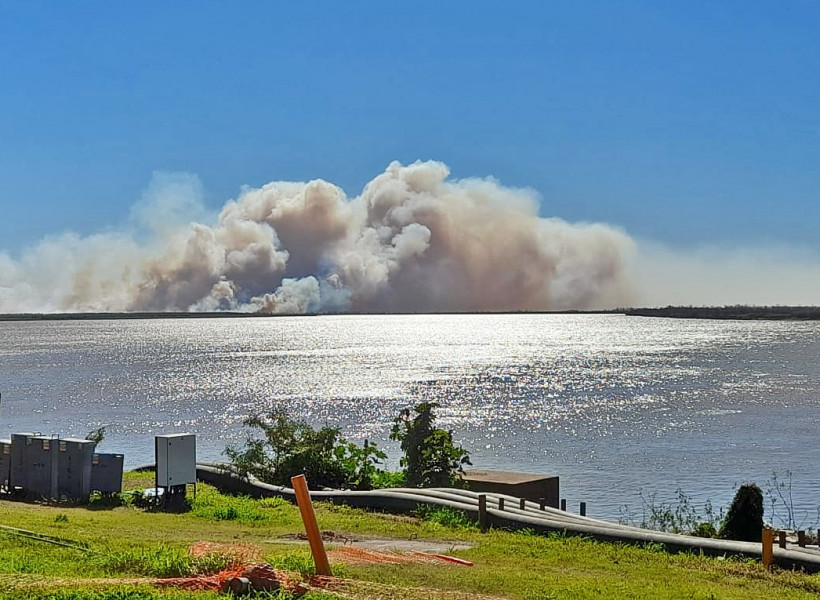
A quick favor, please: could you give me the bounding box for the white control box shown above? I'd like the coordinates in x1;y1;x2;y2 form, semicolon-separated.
155;434;196;488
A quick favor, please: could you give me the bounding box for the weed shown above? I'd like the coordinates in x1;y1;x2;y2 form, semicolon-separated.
413;505;476;530
619;488;723;536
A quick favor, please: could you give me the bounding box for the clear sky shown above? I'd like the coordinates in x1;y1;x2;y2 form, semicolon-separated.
1;1;819;257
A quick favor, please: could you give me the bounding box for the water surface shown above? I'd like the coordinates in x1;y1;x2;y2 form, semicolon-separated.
1;314;818;522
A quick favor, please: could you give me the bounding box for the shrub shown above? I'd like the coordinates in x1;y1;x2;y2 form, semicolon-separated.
390;401;470;487
414;505;476;529
224;410;386;490
619;488;722;536
719;483;764;542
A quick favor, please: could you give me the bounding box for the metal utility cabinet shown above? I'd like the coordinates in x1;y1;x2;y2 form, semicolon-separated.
57;438;95;500
0;439;10;491
91;453;124;493
155;433;196;488
26;436;60;500
9;433;35;490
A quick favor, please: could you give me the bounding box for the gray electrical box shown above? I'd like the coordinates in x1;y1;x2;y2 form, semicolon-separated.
26;436;59;500
155;434;196;488
57;438;95;500
0;439;11;491
91;453;124;493
9;433;35;490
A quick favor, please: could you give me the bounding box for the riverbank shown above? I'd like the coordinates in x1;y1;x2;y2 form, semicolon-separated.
1;472;819;599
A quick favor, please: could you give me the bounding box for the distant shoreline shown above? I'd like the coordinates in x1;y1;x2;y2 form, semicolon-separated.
1;306;819;322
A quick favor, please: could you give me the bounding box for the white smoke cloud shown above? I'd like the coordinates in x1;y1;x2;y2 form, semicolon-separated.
18;159;816;314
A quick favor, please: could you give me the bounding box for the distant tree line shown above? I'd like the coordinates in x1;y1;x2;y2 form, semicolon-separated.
620;305;820;320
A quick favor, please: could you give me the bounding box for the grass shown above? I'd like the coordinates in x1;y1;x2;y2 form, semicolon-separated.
1;474;820;599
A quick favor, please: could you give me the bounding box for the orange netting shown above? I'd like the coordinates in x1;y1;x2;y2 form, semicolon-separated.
155;563;305;594
188;540;266;564
328;546;474;566
308;575;509;600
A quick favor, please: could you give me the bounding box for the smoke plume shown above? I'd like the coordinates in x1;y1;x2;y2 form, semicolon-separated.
0;161;636;314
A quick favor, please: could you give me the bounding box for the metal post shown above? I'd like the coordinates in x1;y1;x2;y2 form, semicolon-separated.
580;502;586;516
778;530;787;549
798;530;806;548
498;497;504;510
519;498;526;510
478;494;488;532
539;498;546;510
560;498;566;511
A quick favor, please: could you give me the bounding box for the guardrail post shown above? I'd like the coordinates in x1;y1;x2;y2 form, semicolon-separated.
560;499;566;511
762;528;774;569
498;497;504;511
519;498;526;510
798;530;806;547
580;502;587;516
478;494;488;532
778;530;787;549
539;498;546;510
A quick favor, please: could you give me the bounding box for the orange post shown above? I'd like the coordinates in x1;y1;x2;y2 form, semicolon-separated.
291;474;332;576
761;528;774;569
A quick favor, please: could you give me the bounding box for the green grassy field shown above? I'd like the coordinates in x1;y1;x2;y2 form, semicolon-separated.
1;472;819;600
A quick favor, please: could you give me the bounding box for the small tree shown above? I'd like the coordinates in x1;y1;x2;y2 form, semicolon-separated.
85;426;106;446
225;410;386;490
719;483;764;542
390;402;470;487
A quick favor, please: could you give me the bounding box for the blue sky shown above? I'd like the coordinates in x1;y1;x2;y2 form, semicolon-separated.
1;0;819;254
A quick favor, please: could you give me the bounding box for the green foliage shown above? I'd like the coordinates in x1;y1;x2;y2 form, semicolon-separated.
389;401;471;487
224;410;387;490
719;483;764;542
619;488;723;536
370;469;406;489
413;505;476;530
190;487;272;524
266;549;317;576
94;546;233;578
84;426;106;446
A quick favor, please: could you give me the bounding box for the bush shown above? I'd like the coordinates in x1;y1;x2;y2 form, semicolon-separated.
719;483;764;542
390;401;471;487
224;410;387;490
619;488;722;536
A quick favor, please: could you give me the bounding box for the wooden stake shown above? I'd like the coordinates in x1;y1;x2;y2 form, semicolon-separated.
778;530;787;549
798;530;806;548
291;474;331;576
762;528;774;569
580;502;587;517
478;494;488;532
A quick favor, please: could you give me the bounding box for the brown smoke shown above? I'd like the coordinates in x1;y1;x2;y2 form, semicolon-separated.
0;161;636;313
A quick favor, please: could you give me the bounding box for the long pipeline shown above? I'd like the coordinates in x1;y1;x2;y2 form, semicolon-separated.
135;464;820;573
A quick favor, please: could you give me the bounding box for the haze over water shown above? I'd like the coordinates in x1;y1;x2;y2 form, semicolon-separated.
2;313;818;522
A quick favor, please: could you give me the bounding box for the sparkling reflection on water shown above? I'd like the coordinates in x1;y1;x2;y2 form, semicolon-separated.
2;314;819;521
